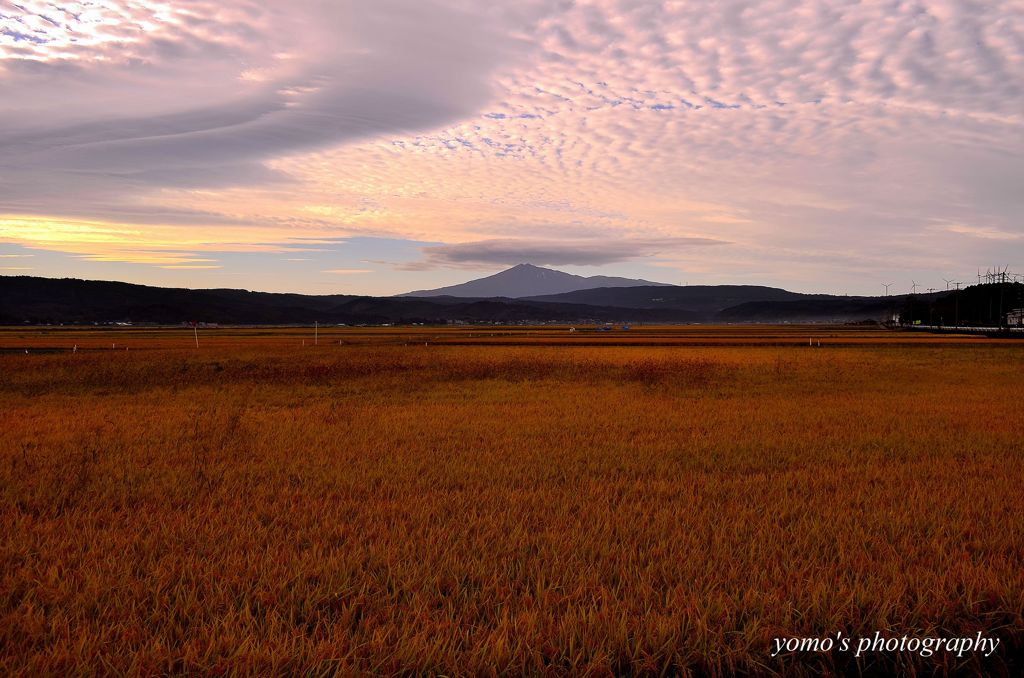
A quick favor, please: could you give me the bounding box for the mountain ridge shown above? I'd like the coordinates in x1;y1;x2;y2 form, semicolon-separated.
522;284;825;312
0;275;696;325
0;272;950;325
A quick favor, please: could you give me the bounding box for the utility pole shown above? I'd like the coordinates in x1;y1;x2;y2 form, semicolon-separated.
954;282;961;328
882;283;894;325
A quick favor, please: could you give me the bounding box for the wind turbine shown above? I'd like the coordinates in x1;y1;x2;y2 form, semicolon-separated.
882;282;893;296
911;280;919;295
942;278;954;291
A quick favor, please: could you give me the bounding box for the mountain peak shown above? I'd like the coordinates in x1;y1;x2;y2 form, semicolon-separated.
400;263;670;298
507;263;550;272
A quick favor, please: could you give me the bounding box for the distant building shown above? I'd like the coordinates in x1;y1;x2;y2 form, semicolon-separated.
1007;309;1024;327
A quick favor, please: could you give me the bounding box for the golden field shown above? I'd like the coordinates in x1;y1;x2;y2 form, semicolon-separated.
1;325;1022;676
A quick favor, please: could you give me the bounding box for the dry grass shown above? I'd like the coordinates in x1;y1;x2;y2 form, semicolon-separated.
1;326;1022;675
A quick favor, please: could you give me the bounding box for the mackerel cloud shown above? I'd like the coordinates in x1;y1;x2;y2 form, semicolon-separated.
0;0;1021;287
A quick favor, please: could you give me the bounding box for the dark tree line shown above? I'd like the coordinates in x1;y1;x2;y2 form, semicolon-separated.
899;282;1024;327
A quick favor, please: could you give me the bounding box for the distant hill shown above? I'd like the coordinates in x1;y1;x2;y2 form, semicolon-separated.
718;298;896;322
523;285;822;313
901;282;1024;326
0;276;696;325
400;263;671;298
526;285;955;321
1;274;962;326
0;276;356;325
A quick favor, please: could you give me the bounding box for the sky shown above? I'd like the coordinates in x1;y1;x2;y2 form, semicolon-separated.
1;0;1022;296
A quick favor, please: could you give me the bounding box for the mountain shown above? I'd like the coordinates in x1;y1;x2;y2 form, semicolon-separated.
400;263;671;298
